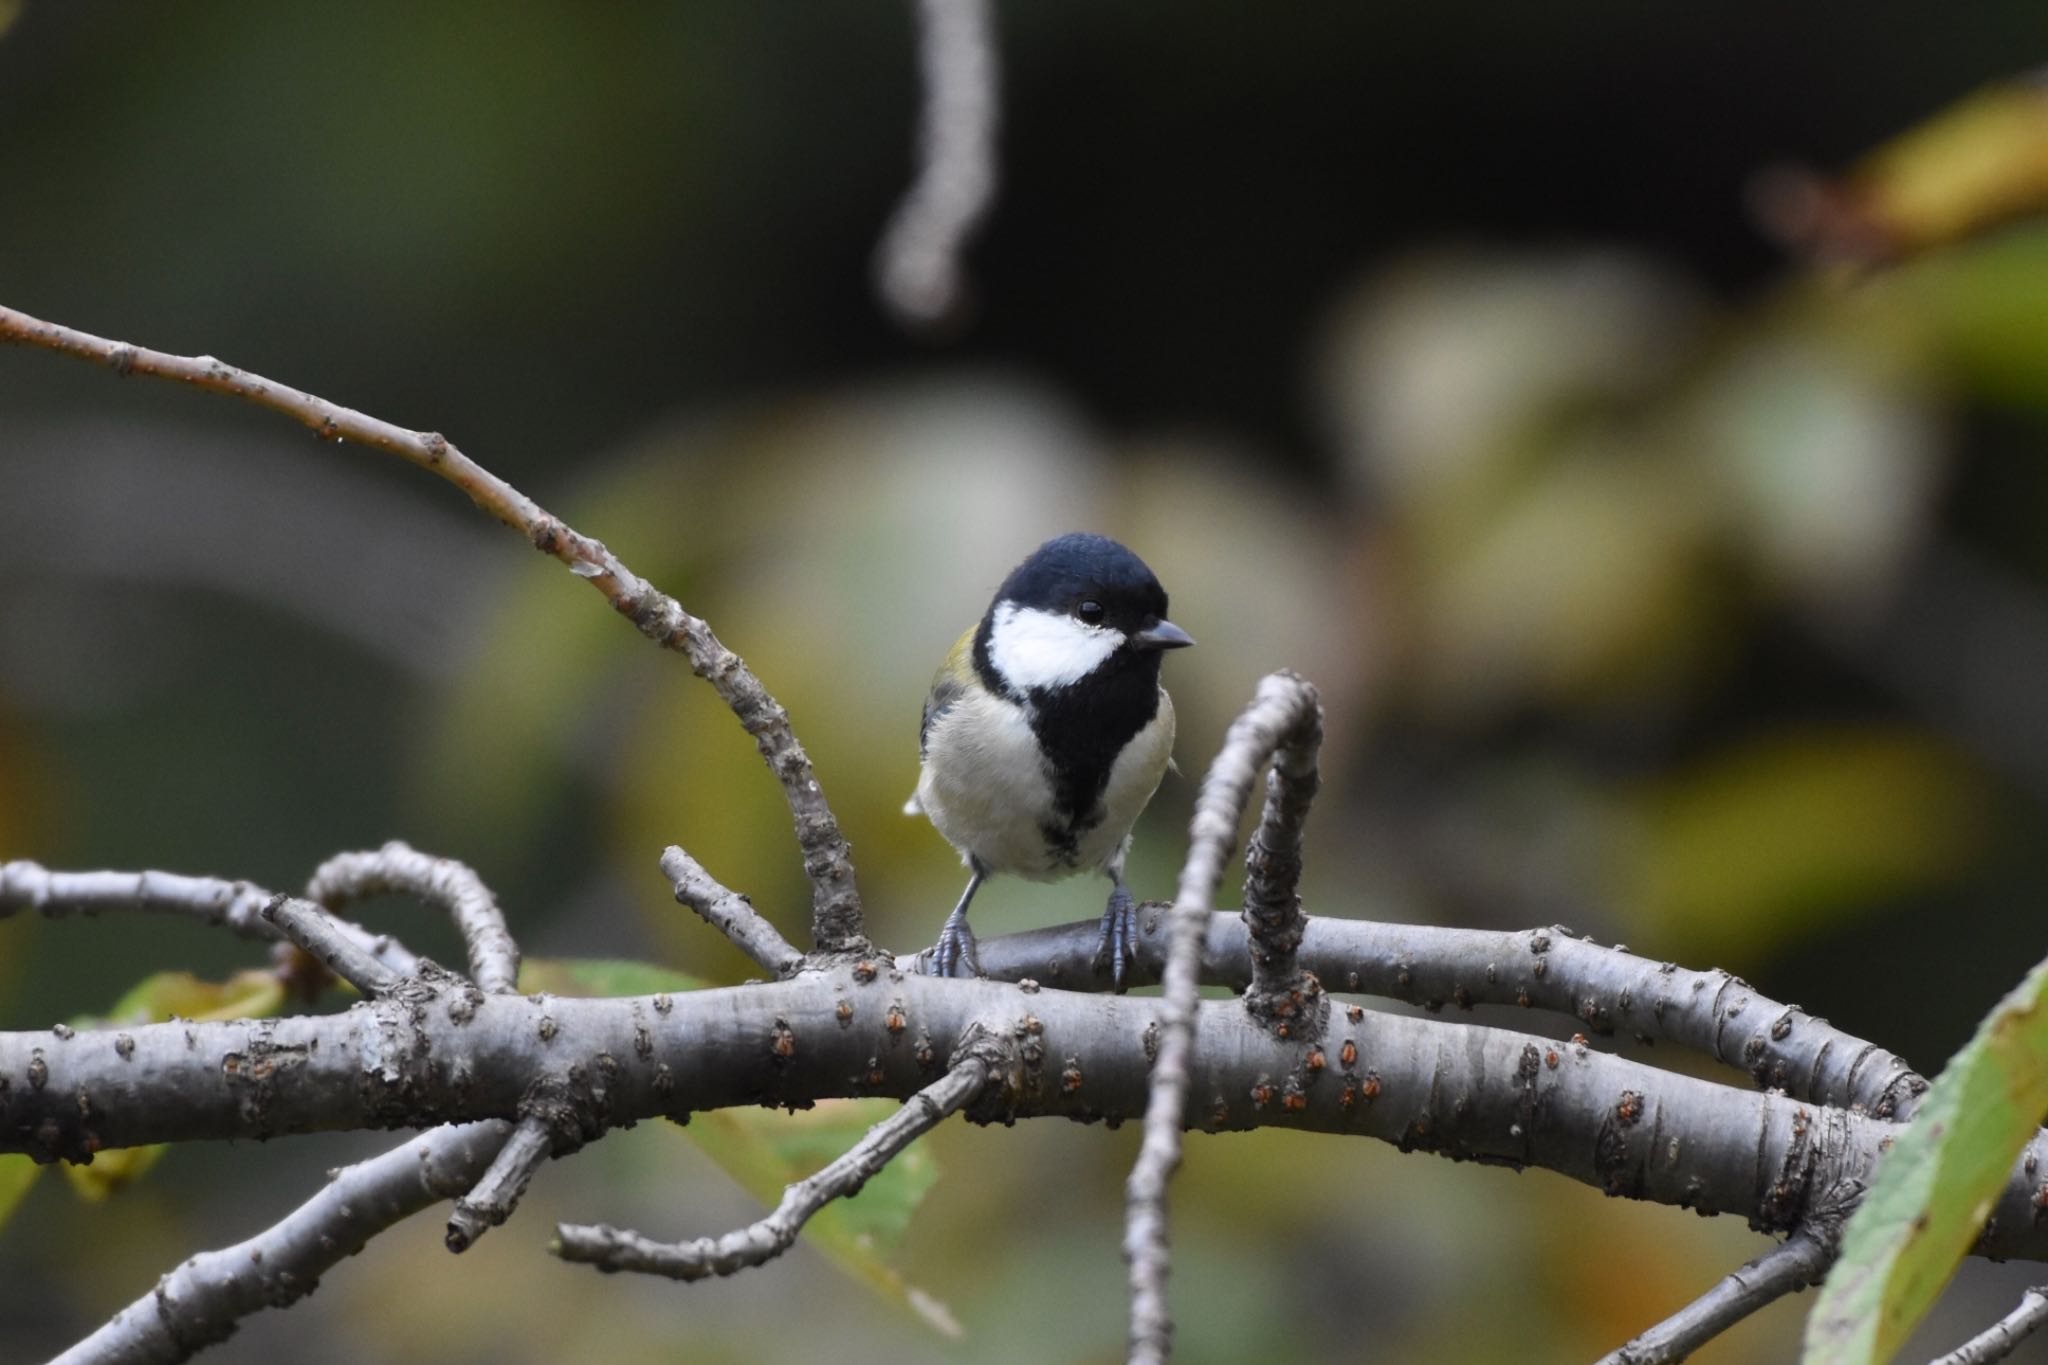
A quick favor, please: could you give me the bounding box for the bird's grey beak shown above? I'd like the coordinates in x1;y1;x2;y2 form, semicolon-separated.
1132;619;1195;651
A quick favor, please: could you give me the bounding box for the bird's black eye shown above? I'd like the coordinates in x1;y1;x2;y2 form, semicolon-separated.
1076;599;1105;624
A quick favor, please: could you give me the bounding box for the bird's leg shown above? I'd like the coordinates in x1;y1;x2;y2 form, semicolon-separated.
927;863;986;978
1096;875;1139;992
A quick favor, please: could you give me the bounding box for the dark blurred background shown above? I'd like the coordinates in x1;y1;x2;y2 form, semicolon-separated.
5;3;2048;1361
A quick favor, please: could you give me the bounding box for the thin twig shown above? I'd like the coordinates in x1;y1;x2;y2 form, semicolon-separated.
259;895;404;997
1596;1227;1834;1365
444;1115;555;1253
0;302;867;957
552;1052;991;1278
1239;671;1324;1031
307;840;520;994
1125;672;1325;1365
0;860;419;976
873;0;1000;331
52;1121;512;1365
1930;1286;2048;1365
660;845;805;978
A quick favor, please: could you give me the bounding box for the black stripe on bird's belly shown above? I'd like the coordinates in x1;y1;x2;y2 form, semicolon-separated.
1027;653;1162;866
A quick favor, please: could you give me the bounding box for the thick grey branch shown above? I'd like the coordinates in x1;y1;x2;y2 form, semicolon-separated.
0;301;867;959
963;911;1928;1117
306;841;519;995
53;1120;512;1365
0;861;418;977
1596;1227;1835;1364
660;845;805;979
873;0;1000;331
444;1115;554;1253
1128;671;1329;1365
7;967;2047;1259
553;1047;993;1278
1931;1287;2048;1365
259;896;403;997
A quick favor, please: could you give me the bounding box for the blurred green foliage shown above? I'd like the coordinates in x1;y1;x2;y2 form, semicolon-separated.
7;5;2048;1362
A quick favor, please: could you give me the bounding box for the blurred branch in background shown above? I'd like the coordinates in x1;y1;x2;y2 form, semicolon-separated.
874;0;1001;333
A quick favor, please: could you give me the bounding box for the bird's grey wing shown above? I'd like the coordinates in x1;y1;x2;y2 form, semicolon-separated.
919;669;965;760
918;626;978;760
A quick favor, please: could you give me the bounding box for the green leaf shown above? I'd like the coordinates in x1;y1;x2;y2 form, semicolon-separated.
1802;952;2048;1365
0;1154;40;1233
98;969;286;1026
682;1101;959;1337
518;957;708;998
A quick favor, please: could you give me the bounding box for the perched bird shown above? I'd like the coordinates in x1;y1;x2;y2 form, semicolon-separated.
906;533;1193;987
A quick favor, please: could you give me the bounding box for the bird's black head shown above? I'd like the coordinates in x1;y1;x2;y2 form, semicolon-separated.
975;533;1193;696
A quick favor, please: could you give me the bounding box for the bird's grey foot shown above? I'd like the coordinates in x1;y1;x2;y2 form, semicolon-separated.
927;908;982;979
1096;883;1138;992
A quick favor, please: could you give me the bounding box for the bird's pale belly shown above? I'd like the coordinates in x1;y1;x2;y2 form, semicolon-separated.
915;688;1174;881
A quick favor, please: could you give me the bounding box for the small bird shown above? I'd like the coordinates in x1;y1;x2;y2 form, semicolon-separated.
906;533;1193;988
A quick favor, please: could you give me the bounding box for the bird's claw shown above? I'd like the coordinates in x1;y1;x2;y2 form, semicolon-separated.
925;912;982;979
1096;885;1138;992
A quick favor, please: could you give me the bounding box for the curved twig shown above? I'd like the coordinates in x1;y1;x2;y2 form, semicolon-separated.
307;841;519;995
1239;673;1323;1030
553;1045;994;1278
0;302;867;958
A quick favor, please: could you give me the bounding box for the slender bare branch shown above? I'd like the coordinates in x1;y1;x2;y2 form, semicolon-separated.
306;841;519;995
873;0;1001;331
1931;1286;2048;1365
1596;1227;1835;1364
444;1115;555;1253
960;909;1929;1117
0;860;419;977
660;845;805;978
259;895;404;997
0;301;867;957
52;1120;512;1365
1239;672;1324;1031
553;1050;992;1278
1126;671;1326;1365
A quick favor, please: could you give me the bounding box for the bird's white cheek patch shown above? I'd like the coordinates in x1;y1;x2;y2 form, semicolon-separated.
988;603;1122;690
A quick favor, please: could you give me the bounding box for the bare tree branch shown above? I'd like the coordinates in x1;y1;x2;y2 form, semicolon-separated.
0;301;868;958
306;841;519;995
259;895;405;998
1596;1227;1836;1364
553;1040;997;1278
873;0;1001;331
1126;671;1328;1365
1930;1286;2048;1365
660;845;805;978
444;1115;555;1254
961;910;1930;1117
1239;672;1324;1032
0;860;419;978
50;1120;513;1365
